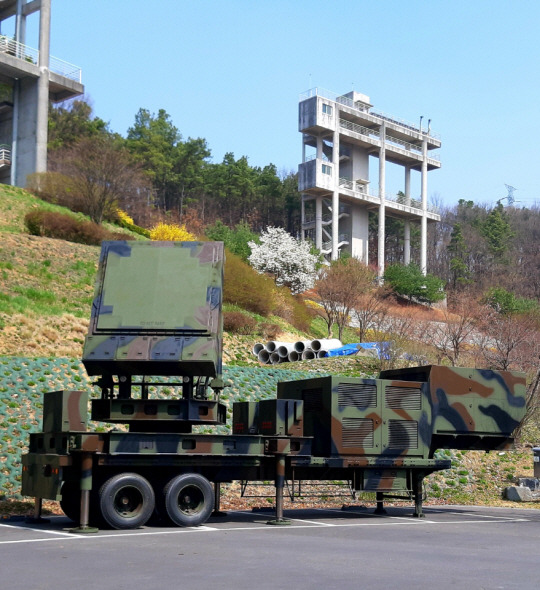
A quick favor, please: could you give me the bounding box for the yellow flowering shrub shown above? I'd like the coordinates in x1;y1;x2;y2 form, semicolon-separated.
116;209;135;225
149;223;196;241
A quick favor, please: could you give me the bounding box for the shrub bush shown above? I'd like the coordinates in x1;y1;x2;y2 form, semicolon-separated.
224;250;276;317
205;220;259;262
259;322;281;340
149;223;196;241
223;311;257;335
24;209;135;246
27;172;78;208
115;209;150;238
384;263;445;304
272;288;313;333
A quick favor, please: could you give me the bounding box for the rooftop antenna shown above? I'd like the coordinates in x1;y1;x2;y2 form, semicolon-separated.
419;116;423;133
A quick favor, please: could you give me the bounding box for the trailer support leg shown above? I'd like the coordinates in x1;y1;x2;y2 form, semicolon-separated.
212;482;226;517
374;492;387;515
267;455;290;526
26;497;50;524
69;452;98;533
413;474;425;518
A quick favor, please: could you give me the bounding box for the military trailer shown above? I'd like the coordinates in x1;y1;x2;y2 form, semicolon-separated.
21;241;527;531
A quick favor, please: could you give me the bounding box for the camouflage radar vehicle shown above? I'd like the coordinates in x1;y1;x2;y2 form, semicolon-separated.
21;241;527;531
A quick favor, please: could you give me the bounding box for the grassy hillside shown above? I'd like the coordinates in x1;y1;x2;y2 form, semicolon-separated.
0;184;538;514
0;185;139;356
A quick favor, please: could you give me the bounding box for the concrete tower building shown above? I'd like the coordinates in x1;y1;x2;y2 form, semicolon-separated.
0;0;83;187
298;88;441;276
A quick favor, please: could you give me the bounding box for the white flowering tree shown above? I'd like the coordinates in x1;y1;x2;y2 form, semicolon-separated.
248;227;318;294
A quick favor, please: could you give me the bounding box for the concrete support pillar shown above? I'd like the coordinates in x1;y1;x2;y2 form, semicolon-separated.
331;128;340;260
377;123;386;281
315;197;322;251
10;0;26;185
420;138;428;275
35;0;51;175
316;136;323;160
15;0;27;45
404;167;411;265
10;80;20;185
300;195;305;241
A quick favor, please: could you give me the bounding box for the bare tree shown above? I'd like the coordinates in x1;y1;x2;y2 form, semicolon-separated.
513;361;540;442
351;289;388;342
50;135;150;224
422;296;478;366
369;308;417;371
315;259;375;340
477;309;538;371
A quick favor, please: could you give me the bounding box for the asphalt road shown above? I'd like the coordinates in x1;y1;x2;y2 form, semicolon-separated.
1;505;539;590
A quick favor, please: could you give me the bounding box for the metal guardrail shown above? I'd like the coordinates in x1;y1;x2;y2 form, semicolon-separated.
0;36;82;83
339;177;377;197
339;119;440;161
337;177;439;214
339;118;380;140
0;36;38;64
49;55;82;83
0;144;11;164
303;212;333;224
304;153;331;163
322;233;350;251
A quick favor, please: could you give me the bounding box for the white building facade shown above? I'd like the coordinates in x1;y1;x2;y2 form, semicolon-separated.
298;88;441;277
0;0;84;187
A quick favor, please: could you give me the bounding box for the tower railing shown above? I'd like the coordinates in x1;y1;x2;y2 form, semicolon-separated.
300;87;441;140
0;36;82;83
337;177;439;214
339;118;380;140
0;144;11;165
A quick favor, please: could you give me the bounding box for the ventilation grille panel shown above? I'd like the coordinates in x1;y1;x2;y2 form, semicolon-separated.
388;420;418;449
342;417;374;447
338;382;377;408
385;386;421;410
303;388;323;412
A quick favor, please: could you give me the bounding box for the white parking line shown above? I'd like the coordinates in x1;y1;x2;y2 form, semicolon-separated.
0;513;531;546
0;522;84;537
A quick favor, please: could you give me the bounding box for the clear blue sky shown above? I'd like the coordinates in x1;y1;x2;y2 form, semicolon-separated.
12;0;540;207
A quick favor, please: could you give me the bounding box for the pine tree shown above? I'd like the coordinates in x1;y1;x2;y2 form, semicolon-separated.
481;204;515;261
447;223;471;289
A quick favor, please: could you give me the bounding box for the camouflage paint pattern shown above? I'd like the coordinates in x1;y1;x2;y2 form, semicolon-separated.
42;390;88;433
91;398;227;430
19;241;530;526
233;399;304;437
82;241;224;383
277;366;527;473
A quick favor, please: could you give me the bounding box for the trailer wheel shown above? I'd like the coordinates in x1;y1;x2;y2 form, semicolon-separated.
164;473;214;527
99;473;155;529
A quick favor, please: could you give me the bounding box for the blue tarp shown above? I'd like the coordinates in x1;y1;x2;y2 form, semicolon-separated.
324;342;386;358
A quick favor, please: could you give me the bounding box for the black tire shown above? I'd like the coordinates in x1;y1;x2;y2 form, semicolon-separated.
164;473;214;527
99;473;155;529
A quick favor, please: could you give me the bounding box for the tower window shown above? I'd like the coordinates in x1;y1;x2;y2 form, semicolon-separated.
322;164;332;175
322;103;333;116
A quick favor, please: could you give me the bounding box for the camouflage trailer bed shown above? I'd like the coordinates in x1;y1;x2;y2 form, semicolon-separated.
21;242;527;531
